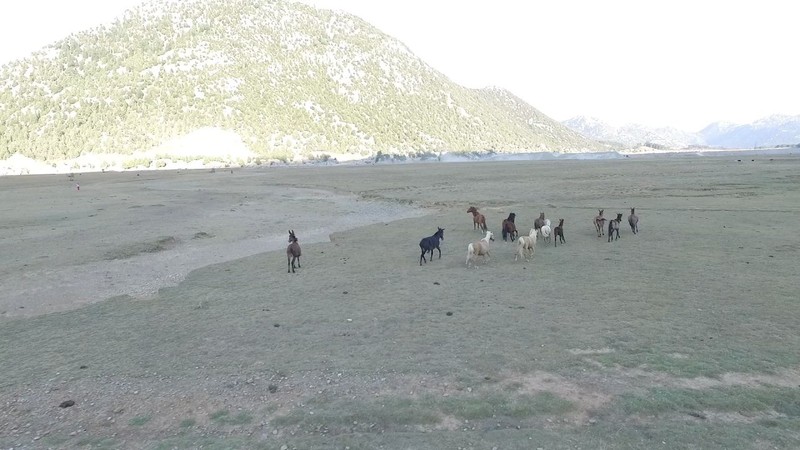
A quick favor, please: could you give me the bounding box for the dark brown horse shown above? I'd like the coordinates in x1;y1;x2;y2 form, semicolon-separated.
286;230;301;273
608;213;622;242
594;209;606;237
467;206;487;232
628;208;639;234
553;219;565;247
501;212;518;242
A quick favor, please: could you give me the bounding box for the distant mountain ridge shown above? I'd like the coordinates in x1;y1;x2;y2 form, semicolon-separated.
0;0;593;170
563;115;800;149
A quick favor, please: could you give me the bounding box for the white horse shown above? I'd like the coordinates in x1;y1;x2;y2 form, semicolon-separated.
466;230;494;267
539;219;552;245
515;228;537;262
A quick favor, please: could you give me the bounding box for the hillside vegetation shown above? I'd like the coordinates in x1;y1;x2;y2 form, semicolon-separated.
0;0;593;167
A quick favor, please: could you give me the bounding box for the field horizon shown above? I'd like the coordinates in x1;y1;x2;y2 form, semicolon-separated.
2;156;799;449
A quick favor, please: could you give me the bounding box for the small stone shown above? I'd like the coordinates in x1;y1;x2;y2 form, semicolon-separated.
59;400;75;408
268;384;278;393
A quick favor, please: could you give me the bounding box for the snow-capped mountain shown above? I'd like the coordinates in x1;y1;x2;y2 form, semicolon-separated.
562;116;703;148
563;115;800;149
699;115;800;148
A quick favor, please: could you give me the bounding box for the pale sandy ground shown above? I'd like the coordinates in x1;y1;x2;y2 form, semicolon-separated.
0;168;425;318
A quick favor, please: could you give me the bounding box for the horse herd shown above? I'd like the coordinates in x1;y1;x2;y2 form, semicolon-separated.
286;207;639;272
425;206;640;268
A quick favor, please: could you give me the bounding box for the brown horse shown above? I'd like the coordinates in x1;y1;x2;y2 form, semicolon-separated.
553;219;565;247
467;206;487;232
533;212;546;231
628;208;639;234
286;230;301;273
594;209;606;237
608;213;622;242
501;212;518;242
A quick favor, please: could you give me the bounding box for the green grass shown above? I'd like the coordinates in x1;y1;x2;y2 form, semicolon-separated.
438;392;574;419
209;410;253;426
128;414;152;426
617;386;800;416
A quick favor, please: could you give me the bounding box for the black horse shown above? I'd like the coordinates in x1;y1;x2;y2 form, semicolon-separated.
419;227;445;265
501;212;518;242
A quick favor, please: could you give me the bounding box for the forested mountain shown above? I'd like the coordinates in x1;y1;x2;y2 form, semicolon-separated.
0;0;593;167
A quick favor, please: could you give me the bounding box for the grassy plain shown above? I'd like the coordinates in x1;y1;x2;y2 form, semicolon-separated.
1;156;799;449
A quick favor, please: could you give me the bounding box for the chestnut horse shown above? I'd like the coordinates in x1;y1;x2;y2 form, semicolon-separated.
286;230;301;273
501;212;518;242
467;206;487;232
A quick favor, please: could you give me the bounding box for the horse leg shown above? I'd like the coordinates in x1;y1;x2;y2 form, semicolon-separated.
288;255;291;273
436;246;442;260
296;256;301;268
420;248;426;265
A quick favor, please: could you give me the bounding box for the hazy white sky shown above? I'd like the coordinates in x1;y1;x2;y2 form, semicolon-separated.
1;0;797;130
